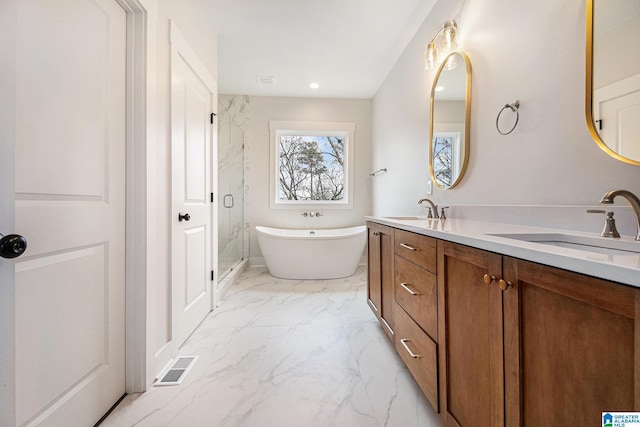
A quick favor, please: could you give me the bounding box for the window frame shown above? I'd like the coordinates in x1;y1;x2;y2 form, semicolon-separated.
269;120;355;210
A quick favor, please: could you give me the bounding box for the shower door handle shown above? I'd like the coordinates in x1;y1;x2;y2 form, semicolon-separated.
223;194;234;208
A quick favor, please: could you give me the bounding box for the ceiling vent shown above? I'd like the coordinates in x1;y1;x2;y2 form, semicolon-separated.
256;75;275;85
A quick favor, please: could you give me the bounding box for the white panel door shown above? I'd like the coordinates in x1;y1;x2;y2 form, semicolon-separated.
594;73;640;160
11;0;127;425
171;24;215;348
599;91;640;160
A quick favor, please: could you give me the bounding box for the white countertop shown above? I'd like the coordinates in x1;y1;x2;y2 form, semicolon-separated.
365;216;640;288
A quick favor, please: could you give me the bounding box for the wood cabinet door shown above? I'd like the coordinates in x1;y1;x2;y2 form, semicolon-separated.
367;221;395;339
503;258;639;426
438;241;504;427
366;224;382;316
379;226;395;336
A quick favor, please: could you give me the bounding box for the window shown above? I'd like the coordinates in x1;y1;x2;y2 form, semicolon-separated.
432;132;459;188
269;121;355;209
432;123;464;189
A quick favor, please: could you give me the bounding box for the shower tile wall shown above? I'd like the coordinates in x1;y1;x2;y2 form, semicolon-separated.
218;95;250;279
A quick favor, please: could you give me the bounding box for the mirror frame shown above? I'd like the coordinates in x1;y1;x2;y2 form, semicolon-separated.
429;51;472;189
585;0;640;165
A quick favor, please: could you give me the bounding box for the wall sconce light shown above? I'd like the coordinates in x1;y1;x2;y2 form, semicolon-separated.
424;20;458;71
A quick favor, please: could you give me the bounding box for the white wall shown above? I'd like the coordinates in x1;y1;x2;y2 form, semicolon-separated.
594;11;640;88
142;0;218;384
372;0;640;220
434;101;465;123
246;96;372;264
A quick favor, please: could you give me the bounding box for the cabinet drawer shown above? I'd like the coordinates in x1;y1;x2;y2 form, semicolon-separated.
394;303;438;412
394;229;436;273
395;255;437;340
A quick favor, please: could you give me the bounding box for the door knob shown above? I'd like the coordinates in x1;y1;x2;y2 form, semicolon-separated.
0;233;27;259
178;212;191;222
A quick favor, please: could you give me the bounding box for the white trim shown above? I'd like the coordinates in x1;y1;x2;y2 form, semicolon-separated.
268;120;356;210
593;73;640;112
249;257;267;267
0;0;17;422
216;259;248;305
116;0;149;393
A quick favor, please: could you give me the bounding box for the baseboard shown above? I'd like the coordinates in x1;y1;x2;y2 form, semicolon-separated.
217;259;248;305
249;256;266;267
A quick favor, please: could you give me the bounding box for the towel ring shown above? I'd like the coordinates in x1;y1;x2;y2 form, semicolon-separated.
496;100;520;135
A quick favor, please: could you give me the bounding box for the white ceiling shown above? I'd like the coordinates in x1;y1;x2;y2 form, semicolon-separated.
211;0;438;98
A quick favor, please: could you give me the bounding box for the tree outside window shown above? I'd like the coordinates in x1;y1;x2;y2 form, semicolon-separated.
278;135;344;201
269;121;355;209
432;131;460;189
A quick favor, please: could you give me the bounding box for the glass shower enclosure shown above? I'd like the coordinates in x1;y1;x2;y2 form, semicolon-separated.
217;100;245;280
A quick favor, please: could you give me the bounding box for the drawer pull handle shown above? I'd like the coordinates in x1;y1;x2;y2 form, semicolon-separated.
400;282;420;296
400;339;421;358
400;243;418;251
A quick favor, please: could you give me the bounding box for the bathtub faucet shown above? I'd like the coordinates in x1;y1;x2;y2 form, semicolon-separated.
301;212;323;217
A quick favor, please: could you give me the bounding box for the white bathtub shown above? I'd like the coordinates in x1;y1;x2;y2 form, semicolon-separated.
255;225;366;279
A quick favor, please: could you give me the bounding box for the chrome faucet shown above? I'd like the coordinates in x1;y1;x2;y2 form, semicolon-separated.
418;198;439;219
599;189;640;241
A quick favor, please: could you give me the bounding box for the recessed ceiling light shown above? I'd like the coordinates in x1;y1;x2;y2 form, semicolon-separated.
310;82;320;89
435;86;444;92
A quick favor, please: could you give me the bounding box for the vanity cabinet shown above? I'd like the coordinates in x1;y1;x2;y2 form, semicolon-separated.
366;222;395;339
502;257;638;426
393;229;439;410
437;241;505;426
438;240;640;427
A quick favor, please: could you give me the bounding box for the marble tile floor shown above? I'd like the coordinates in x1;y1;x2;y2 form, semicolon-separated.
101;266;441;427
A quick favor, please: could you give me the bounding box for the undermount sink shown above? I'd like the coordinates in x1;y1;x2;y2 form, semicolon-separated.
488;233;640;256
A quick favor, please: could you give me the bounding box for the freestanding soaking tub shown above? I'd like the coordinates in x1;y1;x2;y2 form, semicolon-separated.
255;225;366;279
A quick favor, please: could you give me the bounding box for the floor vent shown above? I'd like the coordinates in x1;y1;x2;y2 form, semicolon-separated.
154;356;198;386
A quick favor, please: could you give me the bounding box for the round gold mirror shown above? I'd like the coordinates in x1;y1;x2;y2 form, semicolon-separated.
586;0;640;165
429;52;471;189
